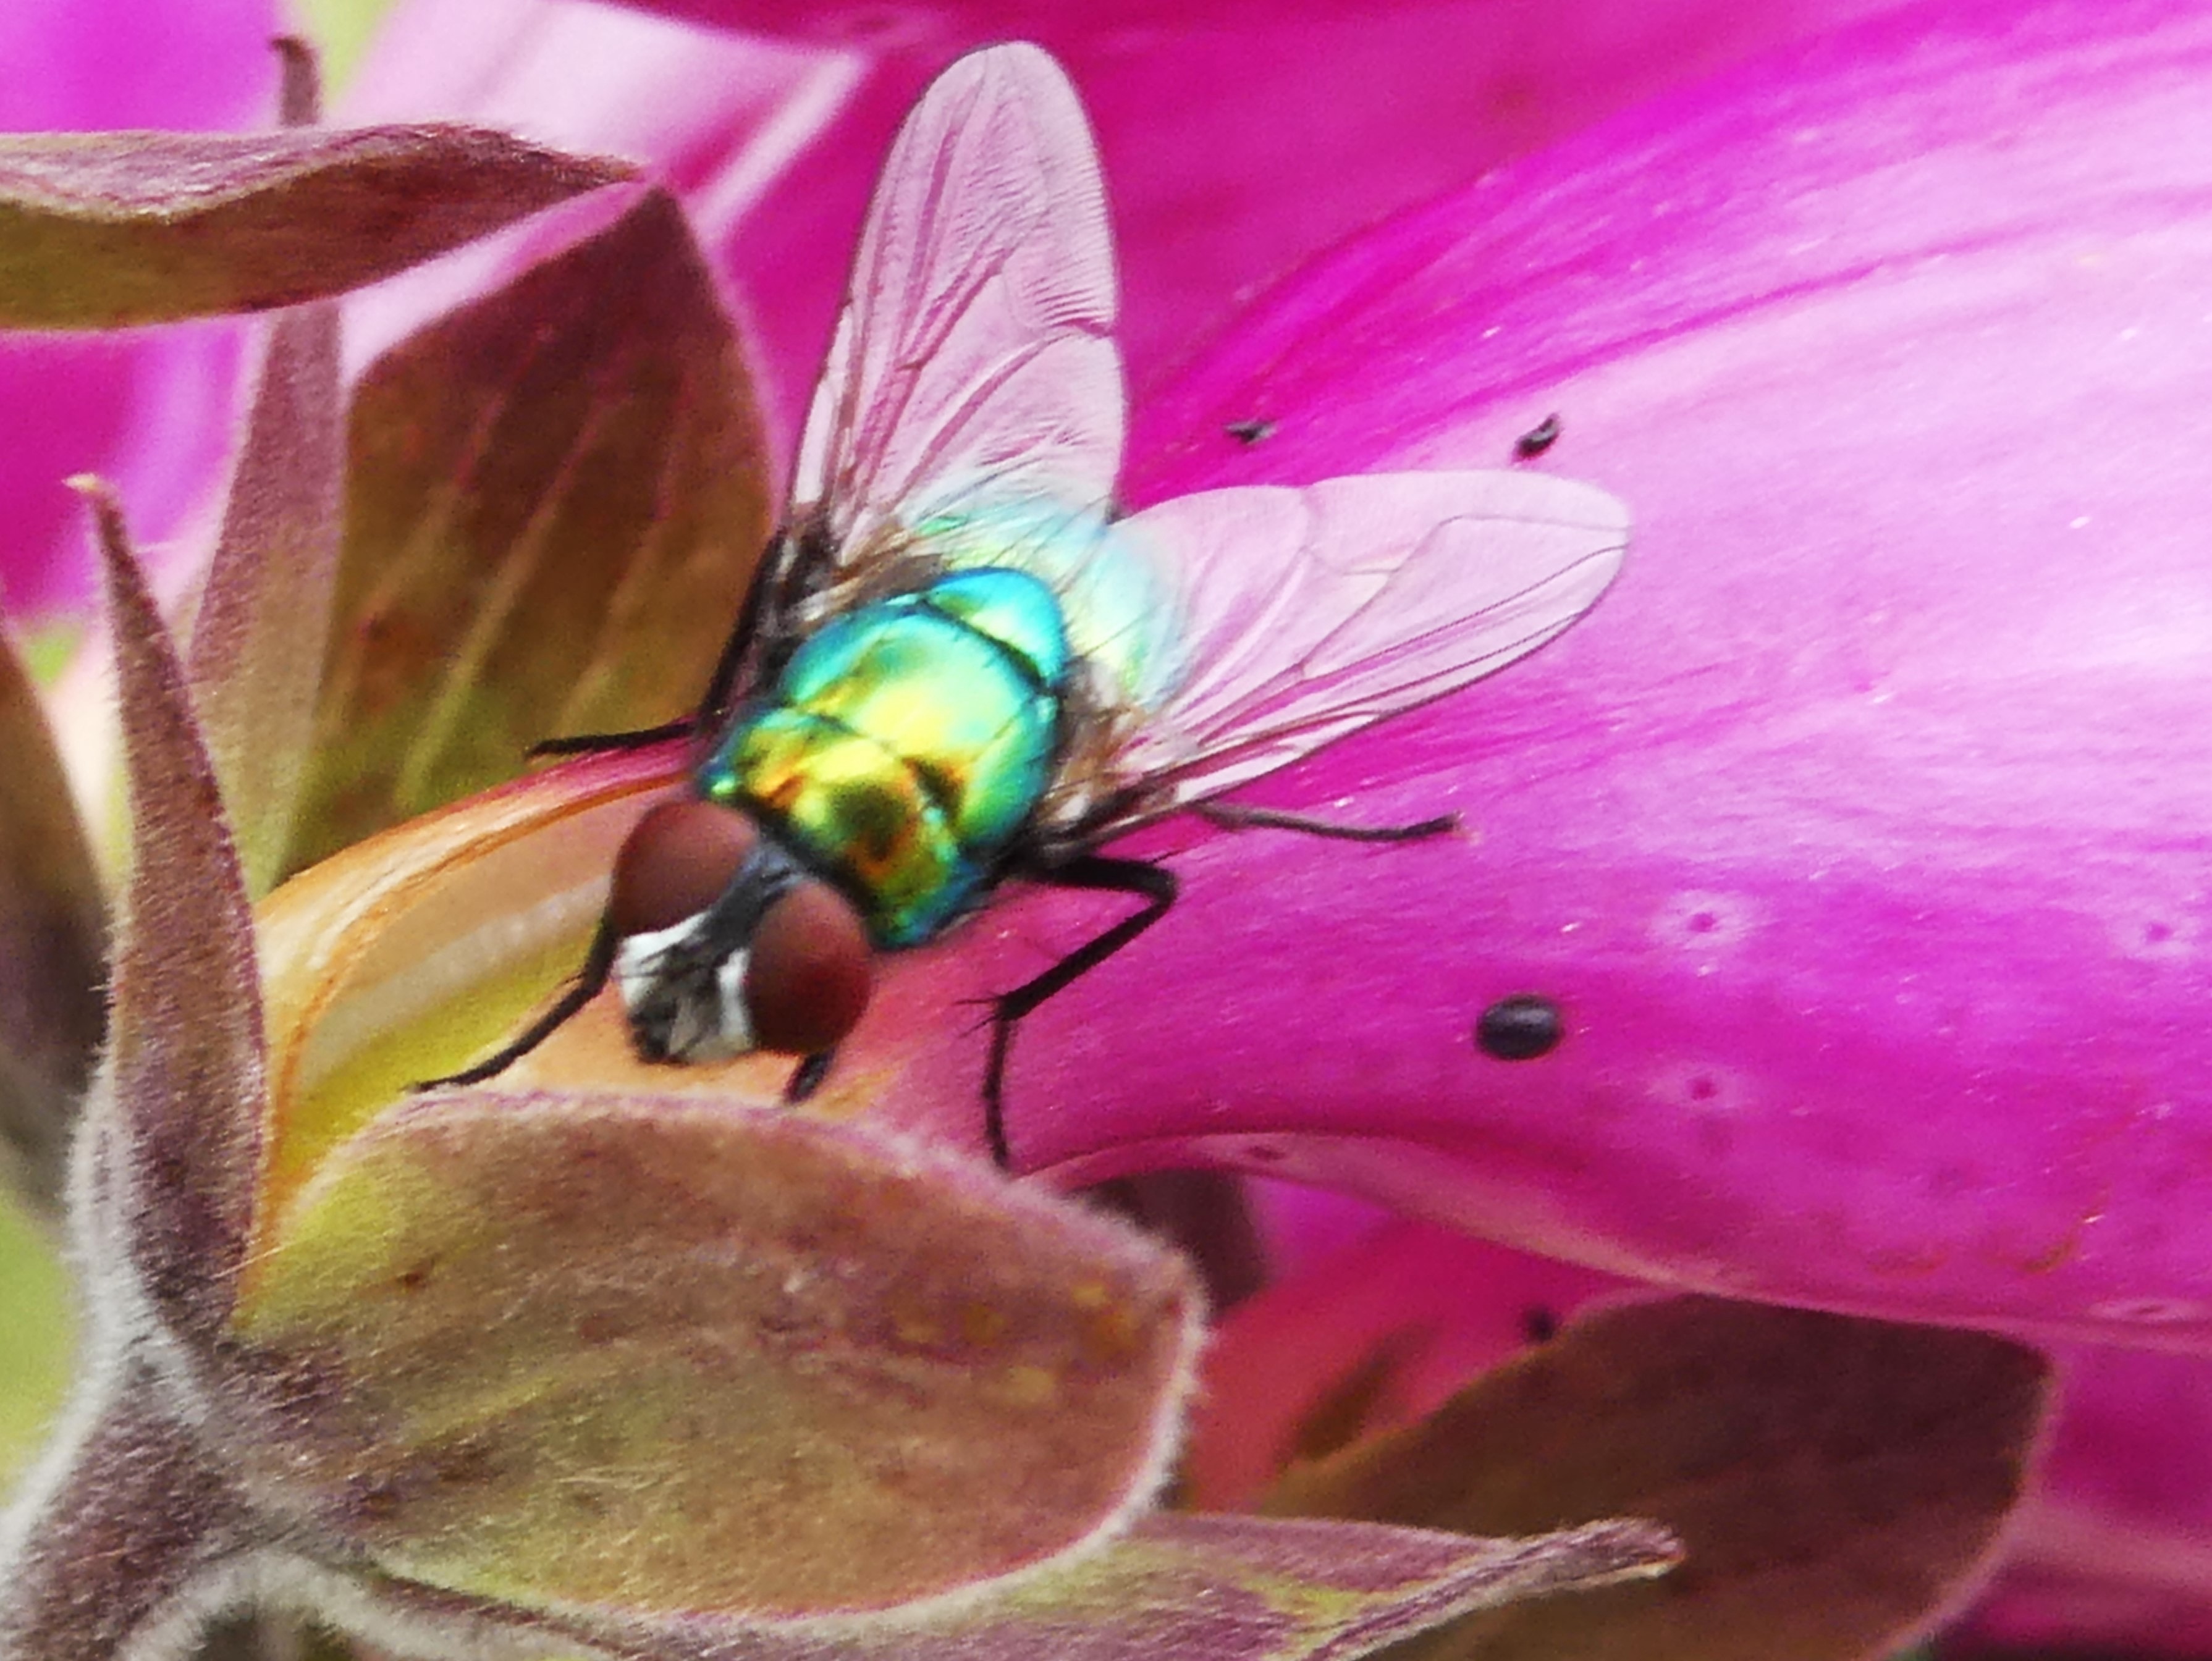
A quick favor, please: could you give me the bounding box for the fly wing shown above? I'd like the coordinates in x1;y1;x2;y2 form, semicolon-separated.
1113;471;1628;810
788;44;1124;567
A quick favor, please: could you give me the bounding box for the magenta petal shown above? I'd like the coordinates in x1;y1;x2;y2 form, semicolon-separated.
0;0;271;616
1025;1;1919;399
336;0;842;427
686;2;1919;443
0;326;237;616
1189;1219;1631;1510
1968;1344;2212;1654
901;0;2212;1347
604;0;1903;63
0;0;274;133
358;2;1919;456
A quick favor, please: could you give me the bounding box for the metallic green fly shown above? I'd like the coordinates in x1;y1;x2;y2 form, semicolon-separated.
436;44;1629;1164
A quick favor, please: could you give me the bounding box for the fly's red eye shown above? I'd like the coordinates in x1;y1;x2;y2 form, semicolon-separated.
607;799;759;938
743;881;872;1055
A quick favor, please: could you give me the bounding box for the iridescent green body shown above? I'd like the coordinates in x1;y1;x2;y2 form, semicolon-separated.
699;567;1072;946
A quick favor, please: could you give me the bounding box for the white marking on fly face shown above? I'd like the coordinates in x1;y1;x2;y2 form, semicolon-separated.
613;913;757;1062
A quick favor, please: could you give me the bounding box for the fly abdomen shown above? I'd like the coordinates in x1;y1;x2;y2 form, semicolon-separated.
702;566;1071;947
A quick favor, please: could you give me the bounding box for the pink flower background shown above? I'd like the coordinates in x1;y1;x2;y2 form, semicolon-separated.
0;0;268;620
18;0;2212;1649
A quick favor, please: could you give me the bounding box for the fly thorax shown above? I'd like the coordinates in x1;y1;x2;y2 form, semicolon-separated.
701;569;1072;948
913;503;1187;709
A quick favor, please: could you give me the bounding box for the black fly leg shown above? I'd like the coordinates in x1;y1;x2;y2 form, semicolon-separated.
786;1049;837;1101
697;518;840;725
1192;801;1459;842
692;536;777;726
984;856;1177;1169
519;534;771;759
413;915;621;1089
525;518;830;760
529;718;695;760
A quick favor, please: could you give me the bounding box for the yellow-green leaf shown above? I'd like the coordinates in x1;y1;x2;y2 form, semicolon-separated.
232;1090;1198;1621
0;621;104;1212
285;188;772;875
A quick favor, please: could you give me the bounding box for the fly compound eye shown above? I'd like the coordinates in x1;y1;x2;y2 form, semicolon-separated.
607;799;761;939
743;883;873;1055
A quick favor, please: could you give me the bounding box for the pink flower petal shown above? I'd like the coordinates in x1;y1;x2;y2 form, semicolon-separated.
336;0;845;407
0;0;272;617
1970;1344;2212;1654
351;0;1915;460
1188;1218;1631;1510
703;0;1915;437
602;0;1903;69
844;0;2212;1348
0;0;274;133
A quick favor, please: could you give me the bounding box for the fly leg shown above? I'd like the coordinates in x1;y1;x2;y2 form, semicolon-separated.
521;534;772;757
529;718;694;760
526;519;831;758
1192;801;1458;842
413;916;620;1088
786;1048;837;1101
985;856;1177;1169
517;536;762;759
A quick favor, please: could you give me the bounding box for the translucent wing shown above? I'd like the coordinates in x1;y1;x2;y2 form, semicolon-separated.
788;44;1124;566
1113;470;1629;809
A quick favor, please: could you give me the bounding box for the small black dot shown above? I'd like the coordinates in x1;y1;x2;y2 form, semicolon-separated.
1513;414;1561;459
1521;1305;1560;1344
1475;993;1564;1060
1225;418;1275;446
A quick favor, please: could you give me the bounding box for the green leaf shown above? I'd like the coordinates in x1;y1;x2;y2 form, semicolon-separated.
1264;1295;2052;1661
348;1491;1677;1661
0;125;633;329
284;188;772;876
0;1182;74;1476
838;1513;1679;1661
233;1090;1199;1621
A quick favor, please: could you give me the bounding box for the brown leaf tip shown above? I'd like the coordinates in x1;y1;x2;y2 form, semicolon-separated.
67;473;127;547
272;37;323;128
1568;1516;1687;1581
